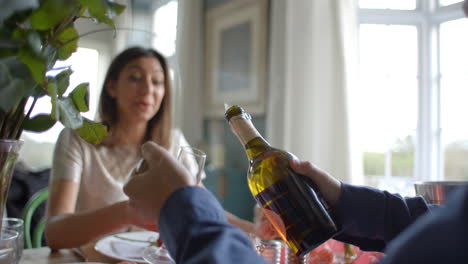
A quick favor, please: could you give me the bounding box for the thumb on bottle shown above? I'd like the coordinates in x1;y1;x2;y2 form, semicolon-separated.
290;159;314;176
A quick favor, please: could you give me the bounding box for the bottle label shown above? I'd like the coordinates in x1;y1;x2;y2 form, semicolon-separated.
252;173;336;256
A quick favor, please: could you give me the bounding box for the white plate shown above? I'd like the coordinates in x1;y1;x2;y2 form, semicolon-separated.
94;231;159;263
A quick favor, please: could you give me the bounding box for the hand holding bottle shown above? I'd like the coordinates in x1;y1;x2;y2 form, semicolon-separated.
253;160;342;245
225;105;338;256
289;159;342;208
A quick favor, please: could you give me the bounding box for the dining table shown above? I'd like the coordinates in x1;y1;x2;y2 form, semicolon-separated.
20;243;127;264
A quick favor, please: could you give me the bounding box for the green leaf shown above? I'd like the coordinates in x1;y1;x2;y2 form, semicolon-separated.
0;0;39;25
56;27;78;60
55;68;72;96
11;28;25;40
47;81;58;120
78;6;87;16
78;0;126;28
30;0;75;30
75;118;108;145
0;78;29;112
0;45;15;58
43;45;59;71
70;83;89;112
57;97;83;129
22;114;56;132
0;57;35;112
108;2;126;16
18;47;46;84
30;85;47;98
26;31;42;55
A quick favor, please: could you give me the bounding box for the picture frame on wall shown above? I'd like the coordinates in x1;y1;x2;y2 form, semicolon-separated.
204;0;268;118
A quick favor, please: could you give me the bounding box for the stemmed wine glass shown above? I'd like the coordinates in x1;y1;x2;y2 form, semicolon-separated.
177;146;206;185
142;243;174;264
142;146;206;264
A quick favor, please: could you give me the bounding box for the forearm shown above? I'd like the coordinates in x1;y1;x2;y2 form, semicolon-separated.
226;211;255;234
45;201;130;250
198;182;255;234
333;183;430;251
159;187;266;264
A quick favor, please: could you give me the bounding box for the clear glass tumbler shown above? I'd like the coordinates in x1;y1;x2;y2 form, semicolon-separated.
2;218;23;263
0;227;19;264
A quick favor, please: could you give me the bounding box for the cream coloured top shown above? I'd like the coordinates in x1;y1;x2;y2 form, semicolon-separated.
50;128;205;213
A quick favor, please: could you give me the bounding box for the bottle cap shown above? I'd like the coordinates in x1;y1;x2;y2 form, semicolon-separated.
225;105;251;122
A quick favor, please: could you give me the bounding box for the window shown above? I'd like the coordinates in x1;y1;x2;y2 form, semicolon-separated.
440;18;468;180
23;47;100;143
152;0;178;58
152;0;179;117
439;0;463;6
358;1;467;194
359;0;416;10
358;24;418;179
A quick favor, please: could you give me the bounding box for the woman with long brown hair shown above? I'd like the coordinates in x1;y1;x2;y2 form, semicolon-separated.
45;47;253;250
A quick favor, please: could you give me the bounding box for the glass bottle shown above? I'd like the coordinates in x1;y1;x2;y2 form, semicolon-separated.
225;105;337;256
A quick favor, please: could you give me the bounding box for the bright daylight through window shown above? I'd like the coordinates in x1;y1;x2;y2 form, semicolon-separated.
357;0;467;195
152;0;178;58
440;18;468;180
22;48;100;143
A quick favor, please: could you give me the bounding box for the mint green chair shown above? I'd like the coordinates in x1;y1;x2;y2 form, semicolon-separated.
22;187;49;248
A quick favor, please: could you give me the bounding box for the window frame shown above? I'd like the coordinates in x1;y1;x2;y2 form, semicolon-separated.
358;0;465;182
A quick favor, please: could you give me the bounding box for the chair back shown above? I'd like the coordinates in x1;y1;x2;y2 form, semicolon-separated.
22;187;49;248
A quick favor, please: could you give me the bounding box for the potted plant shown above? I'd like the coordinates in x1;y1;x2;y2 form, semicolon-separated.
0;0;125;225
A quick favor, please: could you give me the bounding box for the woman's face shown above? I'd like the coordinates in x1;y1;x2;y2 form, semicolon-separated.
107;56;166;124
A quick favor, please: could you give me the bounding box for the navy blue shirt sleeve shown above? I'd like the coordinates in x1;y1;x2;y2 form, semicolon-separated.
333;183;468;264
333;183;430;251
158;186;267;264
380;187;468;263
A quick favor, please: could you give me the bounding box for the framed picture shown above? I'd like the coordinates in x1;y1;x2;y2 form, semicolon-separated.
204;0;268;118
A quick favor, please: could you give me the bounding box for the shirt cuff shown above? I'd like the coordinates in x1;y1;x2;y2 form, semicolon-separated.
334;182;387;239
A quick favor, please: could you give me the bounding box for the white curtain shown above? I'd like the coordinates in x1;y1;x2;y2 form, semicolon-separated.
174;0;204;145
267;0;361;183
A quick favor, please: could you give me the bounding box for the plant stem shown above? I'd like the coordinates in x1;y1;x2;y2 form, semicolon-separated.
9;98;27;140
0;112;5;135
0;111;13;139
24;96;38;122
17;95;39;140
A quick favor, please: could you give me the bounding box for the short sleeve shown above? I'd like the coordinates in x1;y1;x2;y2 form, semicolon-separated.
50;128;84;183
171;129;207;181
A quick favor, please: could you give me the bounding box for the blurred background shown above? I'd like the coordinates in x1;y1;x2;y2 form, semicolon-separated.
16;0;468;221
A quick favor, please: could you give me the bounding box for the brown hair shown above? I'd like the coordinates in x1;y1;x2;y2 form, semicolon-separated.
99;47;172;149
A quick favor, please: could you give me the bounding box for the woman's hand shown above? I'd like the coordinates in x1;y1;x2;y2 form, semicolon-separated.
123;200;158;231
253;206;280;240
289;159;342;208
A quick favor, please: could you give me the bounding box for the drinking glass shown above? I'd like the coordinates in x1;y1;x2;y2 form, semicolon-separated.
177;146;206;184
0;227;19;264
2;218;23;264
143;245;175;264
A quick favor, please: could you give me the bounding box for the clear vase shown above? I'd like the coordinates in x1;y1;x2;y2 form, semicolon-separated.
0;140;23;231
